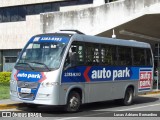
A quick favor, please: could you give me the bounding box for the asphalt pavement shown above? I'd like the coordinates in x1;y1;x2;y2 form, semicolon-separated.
1;90;160;110
1;91;160;120
1;92;160;119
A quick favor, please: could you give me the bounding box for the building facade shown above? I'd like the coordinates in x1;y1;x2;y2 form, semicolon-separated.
2;0;152;72
0;0;95;71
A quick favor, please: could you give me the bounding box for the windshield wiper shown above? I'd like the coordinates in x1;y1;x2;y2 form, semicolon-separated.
16;62;34;70
30;61;51;71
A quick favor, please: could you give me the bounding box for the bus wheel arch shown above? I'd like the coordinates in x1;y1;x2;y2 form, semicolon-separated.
65;88;82;112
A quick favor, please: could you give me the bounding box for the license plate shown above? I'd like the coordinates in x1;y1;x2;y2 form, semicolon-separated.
21;88;31;93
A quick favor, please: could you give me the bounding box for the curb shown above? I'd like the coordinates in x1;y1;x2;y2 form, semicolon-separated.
0;103;23;110
144;90;160;95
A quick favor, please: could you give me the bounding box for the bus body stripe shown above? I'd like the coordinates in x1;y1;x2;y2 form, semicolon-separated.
83;66;91;82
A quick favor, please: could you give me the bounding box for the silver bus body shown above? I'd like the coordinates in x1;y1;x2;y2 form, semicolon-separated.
10;32;154;111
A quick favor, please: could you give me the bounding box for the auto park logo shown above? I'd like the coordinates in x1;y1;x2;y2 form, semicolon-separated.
14;70;46;82
84;66;131;82
139;68;152;91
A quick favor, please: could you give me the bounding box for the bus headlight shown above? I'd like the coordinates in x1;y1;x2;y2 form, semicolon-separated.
41;82;59;87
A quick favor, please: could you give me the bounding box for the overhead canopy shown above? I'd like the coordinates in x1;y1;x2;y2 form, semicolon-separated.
98;14;160;46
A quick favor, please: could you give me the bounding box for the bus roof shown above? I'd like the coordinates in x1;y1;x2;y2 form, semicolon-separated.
71;34;151;48
33;32;151;48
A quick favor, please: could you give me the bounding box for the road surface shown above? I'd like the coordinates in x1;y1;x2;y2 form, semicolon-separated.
1;94;160;120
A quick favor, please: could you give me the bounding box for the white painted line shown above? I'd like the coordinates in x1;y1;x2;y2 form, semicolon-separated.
56;103;160;120
117;103;160;111
55;117;80;120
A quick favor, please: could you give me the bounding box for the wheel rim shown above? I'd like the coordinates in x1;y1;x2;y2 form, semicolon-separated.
69;96;79;110
125;89;133;104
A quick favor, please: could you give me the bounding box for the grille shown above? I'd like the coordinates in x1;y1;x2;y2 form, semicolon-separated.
17;81;39;89
17;81;39;100
19;93;34;99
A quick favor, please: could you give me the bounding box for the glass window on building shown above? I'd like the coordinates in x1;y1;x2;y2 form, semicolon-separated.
79;0;93;4
35;4;43;14
5;57;17;63
51;3;60;11
10;7;18;22
26;5;35;15
60;1;78;6
3;8;11;22
3;56;17;71
0;9;3;22
18;6;27;21
0;1;94;23
43;3;52;13
105;0;118;3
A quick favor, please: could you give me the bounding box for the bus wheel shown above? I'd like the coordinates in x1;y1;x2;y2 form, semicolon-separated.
123;87;134;106
65;91;81;112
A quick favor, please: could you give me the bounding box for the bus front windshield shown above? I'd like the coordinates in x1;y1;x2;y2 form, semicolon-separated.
15;42;67;71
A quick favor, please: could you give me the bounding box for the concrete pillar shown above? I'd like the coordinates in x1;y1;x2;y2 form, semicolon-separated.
93;0;105;6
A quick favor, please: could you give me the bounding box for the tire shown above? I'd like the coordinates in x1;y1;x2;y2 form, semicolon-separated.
122;87;134;106
65;91;81;112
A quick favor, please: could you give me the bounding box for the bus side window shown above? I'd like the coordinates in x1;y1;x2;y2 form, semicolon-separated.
64;41;85;70
64;45;77;69
118;46;132;66
133;48;145;66
85;44;93;65
69;46;77;67
146;49;152;66
64;53;71;69
101;45;117;66
76;45;84;65
85;43;100;65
